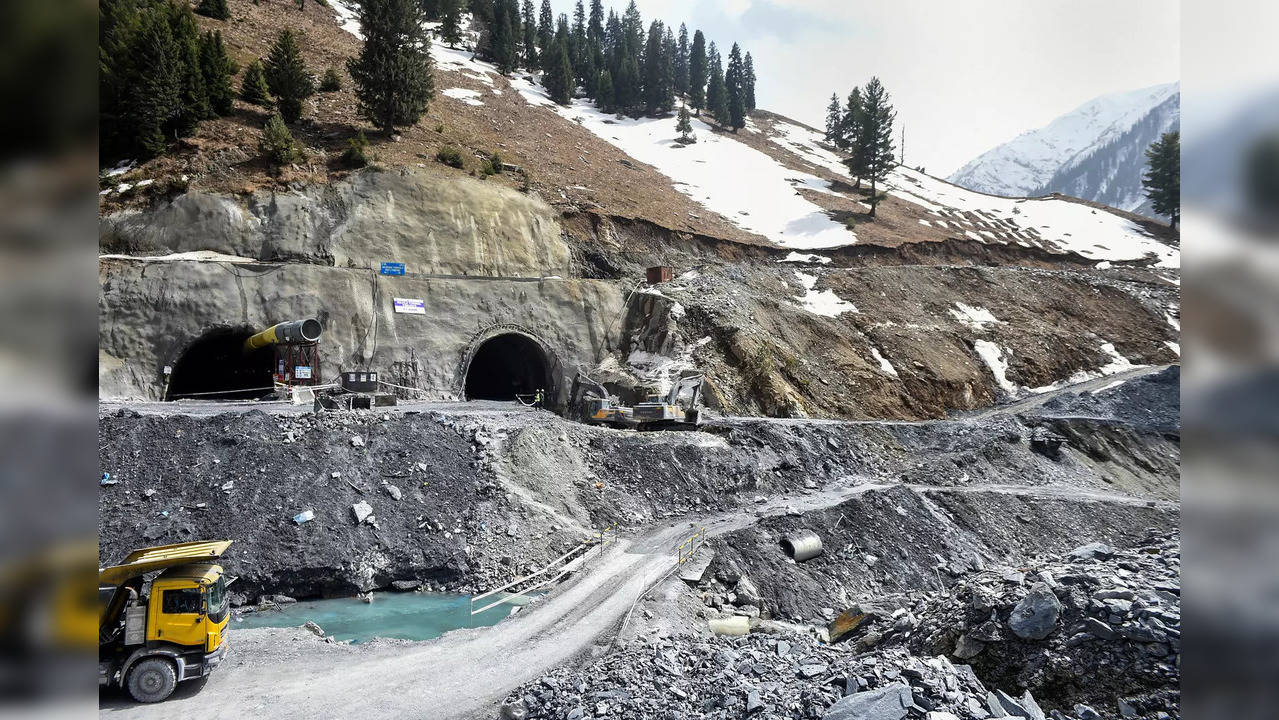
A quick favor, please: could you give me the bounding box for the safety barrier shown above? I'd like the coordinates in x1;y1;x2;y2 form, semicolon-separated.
676;526;708;565
468;525;616;624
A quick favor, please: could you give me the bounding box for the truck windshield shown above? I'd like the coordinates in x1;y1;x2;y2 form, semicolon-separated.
206;576;228;622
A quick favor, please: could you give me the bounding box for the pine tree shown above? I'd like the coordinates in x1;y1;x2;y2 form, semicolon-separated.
825;93;843;145
491;0;517;74
468;0;493;25
537;0;553;56
587;0;605;74
572;1;587;81
621;1;643;73
170;4;209;130
661;27;676;111
196;0;231;21
676;101;694;143
857;77;896;218
320;66;343;92
842;87;866;187
688;30;706;114
642;21;666;115
743;51;756;112
519;0;534;67
542;37;573;105
441;0;465;48
121;4;181;157
725;42;745;131
199;30;234;116
347;0;435;134
1142;130;1180;229
264;29;314;122
596;69;614;112
705;43;727;126
674;24;690;98
241;59;272;106
617;53;639;111
260;111;301;167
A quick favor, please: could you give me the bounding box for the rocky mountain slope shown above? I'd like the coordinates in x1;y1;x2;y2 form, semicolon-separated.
97;2;1179;421
949;83;1179;217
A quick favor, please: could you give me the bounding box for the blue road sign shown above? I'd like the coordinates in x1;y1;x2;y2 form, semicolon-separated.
380;262;405;276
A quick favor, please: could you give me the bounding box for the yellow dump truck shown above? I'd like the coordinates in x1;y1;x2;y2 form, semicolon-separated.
98;540;232;702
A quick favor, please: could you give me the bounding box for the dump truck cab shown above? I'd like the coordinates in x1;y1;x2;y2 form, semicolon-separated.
99;541;232;703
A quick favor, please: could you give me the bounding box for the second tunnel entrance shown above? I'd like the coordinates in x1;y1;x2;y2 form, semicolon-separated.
463;332;552;402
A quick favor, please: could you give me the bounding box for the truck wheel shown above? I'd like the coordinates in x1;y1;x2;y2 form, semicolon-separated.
127;657;177;703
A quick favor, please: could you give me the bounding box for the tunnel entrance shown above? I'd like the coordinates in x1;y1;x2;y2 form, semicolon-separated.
463;333;552;401
165;327;274;401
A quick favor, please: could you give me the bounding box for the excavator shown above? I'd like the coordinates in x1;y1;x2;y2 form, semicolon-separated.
570;371;704;430
98;540;232;703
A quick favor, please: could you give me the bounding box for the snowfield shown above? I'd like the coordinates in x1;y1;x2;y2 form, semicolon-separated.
885;167;1179;267
543;94;859;249
948;83;1179;198
760;121;1180;267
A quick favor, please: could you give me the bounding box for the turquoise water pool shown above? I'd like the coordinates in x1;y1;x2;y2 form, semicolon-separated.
233;591;524;643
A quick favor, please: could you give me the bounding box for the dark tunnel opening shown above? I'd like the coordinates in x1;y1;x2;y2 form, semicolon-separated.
165;327;275;401
464;333;551;402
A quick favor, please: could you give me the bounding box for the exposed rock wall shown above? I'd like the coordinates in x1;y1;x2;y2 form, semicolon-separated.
99;259;625;402
101;168;571;277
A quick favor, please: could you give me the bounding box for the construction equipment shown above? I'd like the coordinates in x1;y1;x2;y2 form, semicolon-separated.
569;372;634;428
244;319;323;389
98;540;232;703
570;371;704;430
242;319;322;351
633;373;704;429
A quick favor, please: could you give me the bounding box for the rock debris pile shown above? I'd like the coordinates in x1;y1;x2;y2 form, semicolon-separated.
504;533;1179;720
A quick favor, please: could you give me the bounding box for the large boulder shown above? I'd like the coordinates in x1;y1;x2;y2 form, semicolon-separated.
1008;583;1063;640
823;682;913;720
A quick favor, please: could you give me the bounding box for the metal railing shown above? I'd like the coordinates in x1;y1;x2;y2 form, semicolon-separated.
468;525;616;624
676;526;707;565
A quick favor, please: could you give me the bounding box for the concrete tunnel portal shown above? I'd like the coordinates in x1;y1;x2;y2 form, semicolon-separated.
165;326;275;401
463;332;554;402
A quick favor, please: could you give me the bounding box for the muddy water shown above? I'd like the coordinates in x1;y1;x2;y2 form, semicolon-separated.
233;592;535;643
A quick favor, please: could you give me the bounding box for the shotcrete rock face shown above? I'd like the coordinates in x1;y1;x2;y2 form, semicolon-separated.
165;326;274;401
464;333;551;401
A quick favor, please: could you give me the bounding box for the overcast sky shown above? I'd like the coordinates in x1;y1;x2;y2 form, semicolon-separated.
546;0;1180;176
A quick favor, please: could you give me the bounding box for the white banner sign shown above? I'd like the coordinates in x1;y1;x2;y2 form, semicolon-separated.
393;298;426;315
294;366;312;379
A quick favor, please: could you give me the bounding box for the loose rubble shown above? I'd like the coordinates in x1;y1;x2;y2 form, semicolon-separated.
504;533;1180;720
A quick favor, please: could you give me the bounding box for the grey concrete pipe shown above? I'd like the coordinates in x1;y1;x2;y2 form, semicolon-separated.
780;530;823;562
243;319;322;351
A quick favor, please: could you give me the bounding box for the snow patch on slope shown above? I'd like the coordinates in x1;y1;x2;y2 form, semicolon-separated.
793;271;858;317
537;92;856;249
779;252;832;264
949;303;999;329
870;347;898;377
974;340;1017;395
886;167;1179;267
442;87;484;106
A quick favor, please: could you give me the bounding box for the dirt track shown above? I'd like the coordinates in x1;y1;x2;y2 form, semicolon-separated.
98;367;1179;719
98;476;1172;720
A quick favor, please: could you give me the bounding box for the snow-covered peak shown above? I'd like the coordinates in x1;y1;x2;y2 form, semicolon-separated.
949;83;1179;198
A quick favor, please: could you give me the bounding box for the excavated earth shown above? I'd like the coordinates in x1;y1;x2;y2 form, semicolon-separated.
97;368;1178;605
99;364;1178;720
